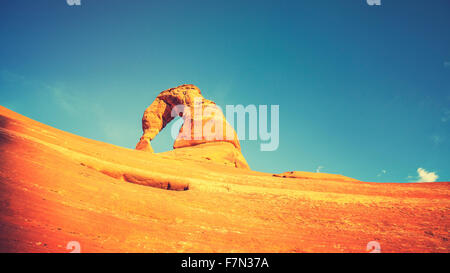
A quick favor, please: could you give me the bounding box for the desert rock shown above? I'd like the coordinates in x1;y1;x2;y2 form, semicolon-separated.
274;171;359;182
136;84;248;169
0;106;449;253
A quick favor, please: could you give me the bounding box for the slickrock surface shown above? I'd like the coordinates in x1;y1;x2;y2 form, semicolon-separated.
274;171;359;182
135;85;248;169
0;105;449;253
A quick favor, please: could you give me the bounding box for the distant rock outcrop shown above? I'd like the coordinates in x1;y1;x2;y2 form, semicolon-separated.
136;84;249;169
273;171;359;182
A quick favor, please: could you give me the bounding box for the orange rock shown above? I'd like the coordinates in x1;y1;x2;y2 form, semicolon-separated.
274;171;359;182
161;142;250;170
136;84;248;169
0;105;449;253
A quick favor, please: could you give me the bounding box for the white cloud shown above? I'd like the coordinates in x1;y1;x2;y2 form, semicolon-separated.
377;170;387;177
416;168;438;183
316;166;324;173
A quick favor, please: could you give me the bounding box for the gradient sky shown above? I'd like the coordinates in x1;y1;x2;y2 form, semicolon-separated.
1;0;449;182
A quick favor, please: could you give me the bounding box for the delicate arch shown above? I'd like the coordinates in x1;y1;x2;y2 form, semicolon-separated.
136;84;241;153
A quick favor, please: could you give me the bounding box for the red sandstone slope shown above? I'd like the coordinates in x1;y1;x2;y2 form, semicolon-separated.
0;105;449;253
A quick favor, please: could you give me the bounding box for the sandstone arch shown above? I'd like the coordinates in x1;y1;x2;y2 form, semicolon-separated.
136;84;249;169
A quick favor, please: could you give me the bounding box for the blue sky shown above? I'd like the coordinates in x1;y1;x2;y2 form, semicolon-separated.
0;0;449;182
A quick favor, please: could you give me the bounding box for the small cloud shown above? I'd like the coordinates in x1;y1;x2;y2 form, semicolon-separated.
316;166;324;173
415;168;438;183
377;169;387;177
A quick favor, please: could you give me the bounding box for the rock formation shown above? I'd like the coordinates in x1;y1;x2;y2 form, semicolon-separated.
273;171;359;182
0;105;449;253
136;84;249;169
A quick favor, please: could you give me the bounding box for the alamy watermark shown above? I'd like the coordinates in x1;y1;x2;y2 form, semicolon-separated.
168;98;279;151
366;241;381;253
67;0;81;6
64;240;381;253
367;0;381;6
66;241;81;253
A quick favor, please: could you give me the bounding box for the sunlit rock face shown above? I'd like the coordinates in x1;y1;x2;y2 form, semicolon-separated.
136;84;249;169
273;171;359;182
0;106;449;253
